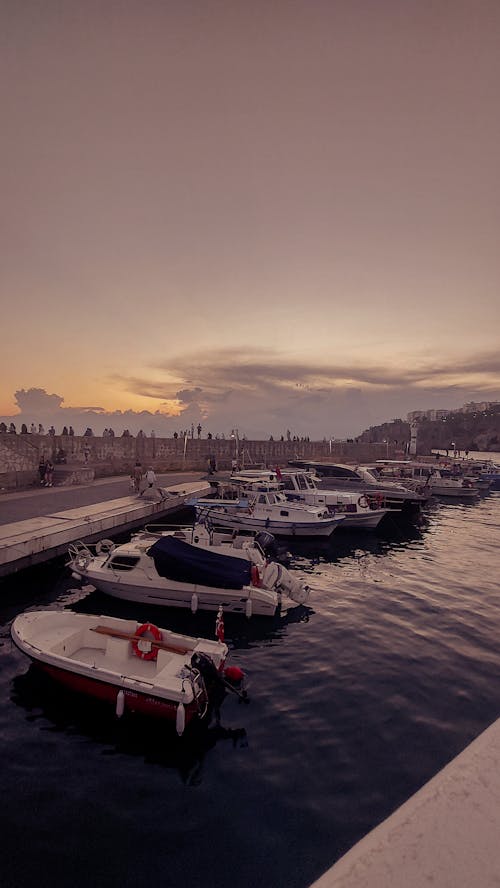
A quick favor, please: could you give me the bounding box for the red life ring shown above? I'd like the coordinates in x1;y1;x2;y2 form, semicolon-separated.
251;564;262;587
132;622;162;660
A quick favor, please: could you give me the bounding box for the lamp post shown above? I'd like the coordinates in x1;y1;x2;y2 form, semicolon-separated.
231;429;240;464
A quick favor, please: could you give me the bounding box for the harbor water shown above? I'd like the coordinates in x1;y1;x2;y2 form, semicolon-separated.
1;485;500;887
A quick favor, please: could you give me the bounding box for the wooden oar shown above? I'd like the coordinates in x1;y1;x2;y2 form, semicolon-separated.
91;624;192;655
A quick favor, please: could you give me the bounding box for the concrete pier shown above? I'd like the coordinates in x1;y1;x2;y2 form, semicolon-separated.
310;718;500;888
0;479;210;577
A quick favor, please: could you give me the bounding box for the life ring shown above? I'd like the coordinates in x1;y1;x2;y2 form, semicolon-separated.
75;552;91;571
96;539;115;555
251;564;262;587
132;623;162;660
357;495;369;509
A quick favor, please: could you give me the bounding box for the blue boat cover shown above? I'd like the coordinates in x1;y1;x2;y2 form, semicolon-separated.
147;536;252;589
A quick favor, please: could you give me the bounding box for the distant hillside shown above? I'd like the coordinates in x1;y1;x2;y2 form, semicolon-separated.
358;404;500;453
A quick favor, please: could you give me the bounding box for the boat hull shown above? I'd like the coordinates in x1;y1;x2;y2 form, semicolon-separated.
39;661;198;723
203;510;339;538
80;570;279;616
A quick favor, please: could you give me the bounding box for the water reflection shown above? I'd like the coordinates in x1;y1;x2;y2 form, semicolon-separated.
11;665;248;785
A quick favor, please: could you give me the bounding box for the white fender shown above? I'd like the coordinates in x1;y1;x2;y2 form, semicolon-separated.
245;597;253;619
116;689;125;718
191;593;198;614
176;702;186;736
289;578;310;604
261;561;280;589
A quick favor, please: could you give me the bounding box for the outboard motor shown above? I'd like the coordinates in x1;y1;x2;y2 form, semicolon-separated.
191;651;222;687
255;530;279;558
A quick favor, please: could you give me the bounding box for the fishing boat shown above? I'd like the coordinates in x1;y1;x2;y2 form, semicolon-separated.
11;609;240;735
190;486;344;538
67;523;309;617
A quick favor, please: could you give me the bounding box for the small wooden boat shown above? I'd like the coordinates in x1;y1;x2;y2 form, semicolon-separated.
11;610;238;735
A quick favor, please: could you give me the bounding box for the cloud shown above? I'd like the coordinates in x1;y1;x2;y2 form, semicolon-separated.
3;346;500;438
14;388;65;413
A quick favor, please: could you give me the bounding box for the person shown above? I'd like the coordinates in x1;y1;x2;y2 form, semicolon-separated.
38;423;45;434
140;466;166;500
83;444;91;463
30;423;37;434
132;461;143;493
69;426;74;436
145;467;156;488
38;457;46;485
44;459;54;487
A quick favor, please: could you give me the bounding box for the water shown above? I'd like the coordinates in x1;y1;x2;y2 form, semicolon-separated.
1;492;500;888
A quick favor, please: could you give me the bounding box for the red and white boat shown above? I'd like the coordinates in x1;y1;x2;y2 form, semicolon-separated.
11;610;239;735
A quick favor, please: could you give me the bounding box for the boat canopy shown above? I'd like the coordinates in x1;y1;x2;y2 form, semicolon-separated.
147;536;252;590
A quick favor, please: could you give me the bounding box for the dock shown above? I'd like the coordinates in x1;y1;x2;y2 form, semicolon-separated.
310;717;500;887
0;479;211;577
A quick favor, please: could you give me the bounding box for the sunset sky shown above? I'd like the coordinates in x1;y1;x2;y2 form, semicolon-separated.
2;1;500;439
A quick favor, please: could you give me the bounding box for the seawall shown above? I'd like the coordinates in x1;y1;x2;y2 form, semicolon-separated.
0;434;397;491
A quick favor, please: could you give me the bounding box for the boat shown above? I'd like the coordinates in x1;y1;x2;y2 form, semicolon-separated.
220;468;391;530
190;486;344;538
287;460;428;520
11;609;239;735
67;523;309;617
373;460;480;499
277;469;393;529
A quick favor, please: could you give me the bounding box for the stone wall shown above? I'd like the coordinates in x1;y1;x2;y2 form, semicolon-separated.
0;433;395;490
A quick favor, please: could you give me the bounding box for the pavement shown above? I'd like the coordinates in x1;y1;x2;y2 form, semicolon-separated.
0;472;208;527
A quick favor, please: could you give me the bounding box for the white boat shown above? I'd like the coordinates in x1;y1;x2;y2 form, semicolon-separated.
287;460;428;520
223;469;390;530
67;523;309;617
373;460;480;499
11;610;235;735
191;486;344;538
276;470;392;530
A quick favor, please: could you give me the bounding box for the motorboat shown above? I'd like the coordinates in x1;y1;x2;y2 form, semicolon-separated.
11;609;237;735
67;523;309;617
373;460;480;499
277;470;393;530
287;460;428;520
222;469;390;530
190;487;344;538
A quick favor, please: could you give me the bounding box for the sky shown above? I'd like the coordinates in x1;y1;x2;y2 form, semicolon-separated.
2;0;500;439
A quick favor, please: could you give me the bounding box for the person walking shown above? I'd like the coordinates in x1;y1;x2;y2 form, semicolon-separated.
44;459;54;487
145;467;156;488
132;461;143;493
38;457;46;485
